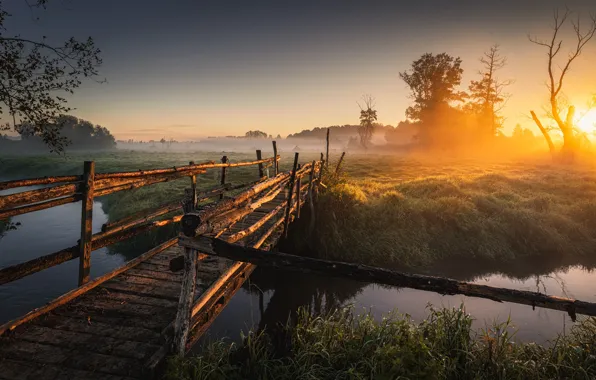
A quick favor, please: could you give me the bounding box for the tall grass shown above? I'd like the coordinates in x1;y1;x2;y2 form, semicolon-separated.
166;306;596;379
308;155;596;279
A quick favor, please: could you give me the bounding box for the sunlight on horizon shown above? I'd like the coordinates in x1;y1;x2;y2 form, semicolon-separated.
577;109;596;134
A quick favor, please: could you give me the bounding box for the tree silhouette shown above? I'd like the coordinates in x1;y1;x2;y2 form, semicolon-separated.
467;45;512;137
529;7;596;162
399;53;465;122
357;95;377;149
0;1;102;153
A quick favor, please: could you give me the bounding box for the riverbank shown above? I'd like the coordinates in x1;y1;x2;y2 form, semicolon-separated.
299;155;596;280
166;306;596;380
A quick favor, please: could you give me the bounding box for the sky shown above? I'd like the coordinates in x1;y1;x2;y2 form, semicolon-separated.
5;0;596;140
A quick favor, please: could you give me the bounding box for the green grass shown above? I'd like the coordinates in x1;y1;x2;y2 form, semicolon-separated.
305;154;596;279
166;306;596;380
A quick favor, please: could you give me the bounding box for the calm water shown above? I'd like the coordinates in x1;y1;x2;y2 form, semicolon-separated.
1;189;594;344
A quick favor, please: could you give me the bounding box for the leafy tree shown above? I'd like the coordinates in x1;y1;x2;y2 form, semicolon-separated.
467;45;512;137
0;0;102;153
529;8;596;161
357;95;377;149
245;130;268;138
16;115;115;150
399;53;465;122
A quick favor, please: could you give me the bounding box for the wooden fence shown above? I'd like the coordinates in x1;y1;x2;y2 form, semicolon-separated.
0;147;280;288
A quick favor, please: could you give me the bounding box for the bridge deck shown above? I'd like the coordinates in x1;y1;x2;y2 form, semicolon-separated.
0;193;290;380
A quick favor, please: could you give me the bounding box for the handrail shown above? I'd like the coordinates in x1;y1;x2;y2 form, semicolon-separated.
0;146;282;289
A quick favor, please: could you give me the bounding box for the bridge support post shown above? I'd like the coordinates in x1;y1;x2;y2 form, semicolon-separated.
283;153;299;237
256;150;264;178
325;128;330;171
272;141;279;176
172;246;198;356
295;166;301;219
78;161;95;286
307;160;316;238
219;156;228;200
189;161;197;209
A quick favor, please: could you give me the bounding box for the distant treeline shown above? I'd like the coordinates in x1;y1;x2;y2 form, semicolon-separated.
1;115;116;154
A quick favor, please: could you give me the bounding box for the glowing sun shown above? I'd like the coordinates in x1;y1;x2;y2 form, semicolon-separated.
576;109;596;133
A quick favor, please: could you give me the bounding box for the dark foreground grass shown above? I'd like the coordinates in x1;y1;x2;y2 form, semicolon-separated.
307;155;596;279
166;306;596;380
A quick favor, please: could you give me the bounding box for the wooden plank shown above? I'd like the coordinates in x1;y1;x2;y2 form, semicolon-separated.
0;238;178;336
0;358;135;380
33;314;162;344
0;340;144;377
99;279;181;301
79;161;95;286
0;175;81;191
16;325;160;361
51;307;173;333
0;194;80;220
0;183;78;209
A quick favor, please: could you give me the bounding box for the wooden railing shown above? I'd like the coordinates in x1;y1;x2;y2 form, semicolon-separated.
170;152;323;354
0;148;280;288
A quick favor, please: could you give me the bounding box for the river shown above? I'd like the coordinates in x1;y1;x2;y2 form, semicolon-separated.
0;190;593;345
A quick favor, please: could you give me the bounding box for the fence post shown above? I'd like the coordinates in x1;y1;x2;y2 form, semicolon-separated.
78;161;95;286
307;160;316;238
172;246;198;356
256;150;264;178
335;152;346;175
220;156;228;200
325;128;330;171
189;161;197;210
283;153;299;237
272;141;279;176
295;165;301;219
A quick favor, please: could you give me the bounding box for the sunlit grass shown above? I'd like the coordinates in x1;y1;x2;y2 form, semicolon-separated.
166;306;596;380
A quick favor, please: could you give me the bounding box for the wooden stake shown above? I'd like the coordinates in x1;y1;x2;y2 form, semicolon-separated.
189;161;197;210
308;160;316;238
78;161;95;286
272;141;279;175
172;246;198;356
335;152;346;174
219;156;228;200
283;153;299;237
325;128;330;171
295;171;301;219
256;150;264;178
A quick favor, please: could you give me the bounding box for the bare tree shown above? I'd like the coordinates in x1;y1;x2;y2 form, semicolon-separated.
357;95;377;150
529;7;596;162
468;45;513;137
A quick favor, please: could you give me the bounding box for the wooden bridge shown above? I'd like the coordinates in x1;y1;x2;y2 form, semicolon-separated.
3;135;596;379
0;144;323;379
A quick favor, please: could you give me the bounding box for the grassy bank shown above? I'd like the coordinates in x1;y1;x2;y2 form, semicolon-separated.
166;306;596;380
306;155;596;279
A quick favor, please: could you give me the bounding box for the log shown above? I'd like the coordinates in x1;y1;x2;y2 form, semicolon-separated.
178;236;596;321
283;153;299;237
181;172;291;236
78;161;95;286
0;195;80;220
98;203;182;238
0;183;78;209
0;238;178;337
0;175;81;191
